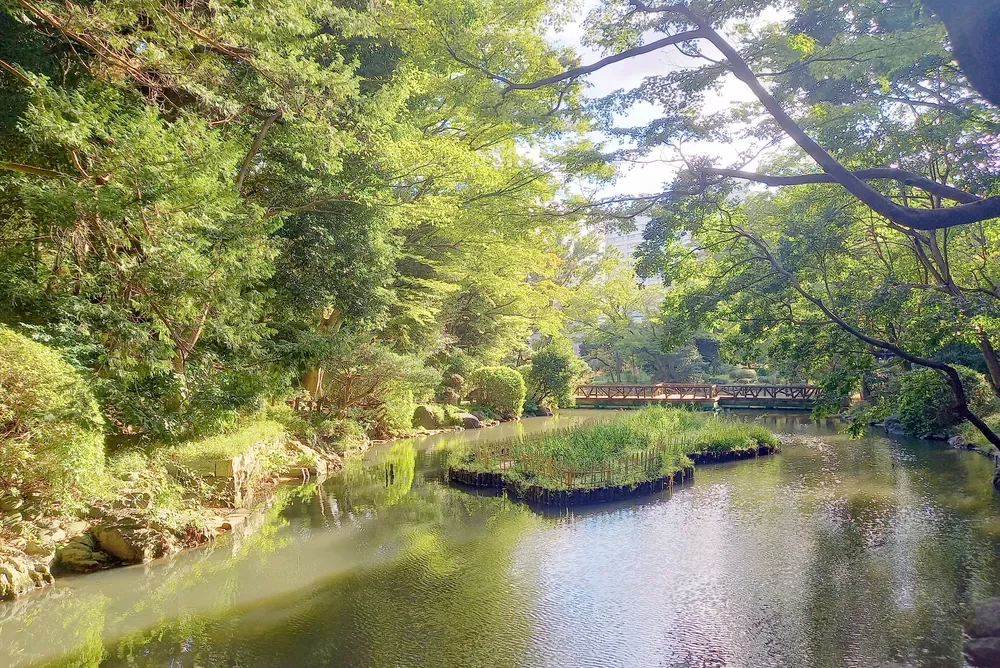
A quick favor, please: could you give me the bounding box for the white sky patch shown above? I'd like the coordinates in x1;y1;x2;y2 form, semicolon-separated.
546;2;792;197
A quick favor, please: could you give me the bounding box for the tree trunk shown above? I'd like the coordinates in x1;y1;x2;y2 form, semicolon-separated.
977;329;1000;397
303;306;343;399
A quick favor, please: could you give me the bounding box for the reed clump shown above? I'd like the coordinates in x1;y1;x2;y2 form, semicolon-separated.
448;406;777;493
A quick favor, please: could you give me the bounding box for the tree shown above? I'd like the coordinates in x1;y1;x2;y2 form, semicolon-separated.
453;0;1000;453
523;338;590;408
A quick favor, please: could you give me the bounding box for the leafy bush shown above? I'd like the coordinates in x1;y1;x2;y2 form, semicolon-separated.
522;339;589;408
897;365;994;435
377;385;416;436
0;326;105;508
730;368;757;382
959;413;1000;451
316;417;369;454
468;366;526;418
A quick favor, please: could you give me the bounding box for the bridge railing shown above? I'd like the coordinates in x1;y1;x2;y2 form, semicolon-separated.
716;384;820;400
575;384;716;400
575;383;820;401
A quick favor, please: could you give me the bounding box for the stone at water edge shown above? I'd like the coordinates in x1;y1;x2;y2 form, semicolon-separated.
458;413;482;429
56;533;110;572
412;405;440;430
0;544;55;599
92;515;177;564
965;597;1000;666
883;415;906;436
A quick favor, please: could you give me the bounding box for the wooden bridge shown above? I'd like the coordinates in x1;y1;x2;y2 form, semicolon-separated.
574;383;821;410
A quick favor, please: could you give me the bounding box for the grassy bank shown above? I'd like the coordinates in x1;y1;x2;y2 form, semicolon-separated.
448;407;778;494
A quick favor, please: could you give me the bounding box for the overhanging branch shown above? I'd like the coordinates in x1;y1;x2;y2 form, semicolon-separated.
702;167;982;205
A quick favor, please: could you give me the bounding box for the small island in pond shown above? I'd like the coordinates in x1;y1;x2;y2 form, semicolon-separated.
448;407;778;506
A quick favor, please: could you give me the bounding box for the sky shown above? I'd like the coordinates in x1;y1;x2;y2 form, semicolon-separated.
545;2;788;199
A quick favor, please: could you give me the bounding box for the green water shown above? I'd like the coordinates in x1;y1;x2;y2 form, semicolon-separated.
3;411;1000;667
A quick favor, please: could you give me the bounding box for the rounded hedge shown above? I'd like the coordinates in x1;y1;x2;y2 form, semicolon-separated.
469;366;526;418
897;365;994;436
0;326;105;507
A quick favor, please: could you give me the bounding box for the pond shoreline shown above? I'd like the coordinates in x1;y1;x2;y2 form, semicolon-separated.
0;414;529;603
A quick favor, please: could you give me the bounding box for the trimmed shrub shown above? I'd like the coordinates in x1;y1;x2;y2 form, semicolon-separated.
378;384;415;436
897;365;994;435
469;366;526;418
730;368;757;382
0;326;105;509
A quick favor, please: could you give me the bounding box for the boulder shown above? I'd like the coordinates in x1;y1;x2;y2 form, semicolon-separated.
969;598;1000;638
534;406;554;417
57;533;109;573
883;415;906;436
966;637;1000;667
965;597;1000;666
458;413;482;429
412;405;440;430
93;516;175;564
439;387;461;405
950;435;973;450
0;544;54;600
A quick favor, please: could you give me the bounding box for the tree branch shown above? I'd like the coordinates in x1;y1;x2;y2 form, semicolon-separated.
502;30;706;92
736;227;1000;451
236;109;280;192
0;161;67;179
701;167;982;204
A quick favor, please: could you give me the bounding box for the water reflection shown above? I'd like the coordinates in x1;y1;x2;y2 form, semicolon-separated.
2;412;1000;667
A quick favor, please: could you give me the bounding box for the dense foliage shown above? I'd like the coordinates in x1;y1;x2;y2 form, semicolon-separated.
0;0;601;444
897;366;995;436
522;338;590;409
0;326;104;509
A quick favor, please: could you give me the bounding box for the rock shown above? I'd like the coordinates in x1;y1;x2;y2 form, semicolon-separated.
922;433;949;441
969;598;1000;638
966;637;1000;667
65;520;91;536
950;435;973;450
0;495;24;514
219;509;251;533
883;415;906;436
458;413;482;429
56;533;110;573
470;410;487;421
439;387;461;405
0;544;54;600
412;405;440;430
93;516;175;564
534;406;553;417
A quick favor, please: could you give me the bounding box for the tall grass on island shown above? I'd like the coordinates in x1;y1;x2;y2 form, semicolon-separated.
448;407;778;493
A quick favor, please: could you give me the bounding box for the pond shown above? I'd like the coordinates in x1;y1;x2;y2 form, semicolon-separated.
3;411;1000;667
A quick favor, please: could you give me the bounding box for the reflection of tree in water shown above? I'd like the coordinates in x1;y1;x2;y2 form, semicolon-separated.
799;434;1000;666
99;493;539;668
334;441;418;512
8;485;307;667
